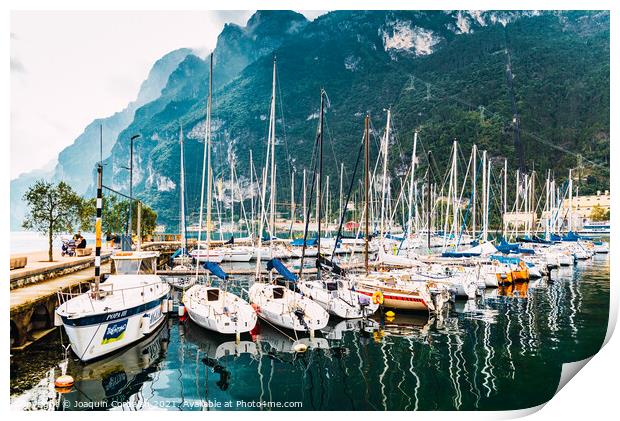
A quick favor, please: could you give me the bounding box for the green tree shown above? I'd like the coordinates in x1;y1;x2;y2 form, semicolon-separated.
80;195;158;239
22;180;83;261
590;205;609;222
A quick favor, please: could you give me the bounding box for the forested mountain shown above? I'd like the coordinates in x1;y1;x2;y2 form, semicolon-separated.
12;10;609;231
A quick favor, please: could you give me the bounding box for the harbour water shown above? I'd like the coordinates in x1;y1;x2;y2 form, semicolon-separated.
10;255;609;411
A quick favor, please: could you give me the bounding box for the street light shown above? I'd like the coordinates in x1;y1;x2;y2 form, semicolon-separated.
128;134;141;238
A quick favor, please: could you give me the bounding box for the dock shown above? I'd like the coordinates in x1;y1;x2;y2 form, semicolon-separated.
9;249;112;351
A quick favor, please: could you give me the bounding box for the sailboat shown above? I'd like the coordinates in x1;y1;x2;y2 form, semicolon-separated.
297;97;379;319
346;112;449;313
183;53;257;338
248;57;329;334
55;165;170;362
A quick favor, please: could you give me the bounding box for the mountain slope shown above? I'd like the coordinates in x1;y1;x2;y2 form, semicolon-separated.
104;10;608;230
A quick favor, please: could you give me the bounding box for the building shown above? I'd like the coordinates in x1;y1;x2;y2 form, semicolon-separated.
563;190;610;226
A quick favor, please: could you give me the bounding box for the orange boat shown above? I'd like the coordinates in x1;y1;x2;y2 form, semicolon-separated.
511;261;530;282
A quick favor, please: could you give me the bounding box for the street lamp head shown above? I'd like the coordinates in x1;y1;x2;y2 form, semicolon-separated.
131;134;141;141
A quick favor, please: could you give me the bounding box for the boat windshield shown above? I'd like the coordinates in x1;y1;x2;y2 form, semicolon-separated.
272;287;285;299
114;257;156;275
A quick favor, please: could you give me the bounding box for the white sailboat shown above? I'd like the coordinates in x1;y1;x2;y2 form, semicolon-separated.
183;53;257;338
248;57;329;334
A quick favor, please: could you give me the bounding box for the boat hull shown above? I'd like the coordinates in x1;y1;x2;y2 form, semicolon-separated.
60;298;168;362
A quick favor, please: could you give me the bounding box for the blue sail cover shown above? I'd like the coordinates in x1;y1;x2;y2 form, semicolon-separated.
490;255;521;265
266;258;298;282
442;251;481;258
290;238;317;247
202;261;229;280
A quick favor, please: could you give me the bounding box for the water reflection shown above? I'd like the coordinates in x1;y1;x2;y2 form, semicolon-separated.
11;255;610;411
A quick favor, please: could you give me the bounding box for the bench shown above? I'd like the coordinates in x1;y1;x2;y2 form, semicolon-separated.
10;256;28;270
75;247;92;257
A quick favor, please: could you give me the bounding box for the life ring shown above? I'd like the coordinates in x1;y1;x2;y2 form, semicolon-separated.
372;290;384;305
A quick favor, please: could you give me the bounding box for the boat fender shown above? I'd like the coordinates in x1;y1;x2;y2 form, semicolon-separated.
162;299;168;313
372;291;384;305
55;374;74;390
140;315;150;335
293;343;308;353
168;299;174;313
178;304;185;317
385;310;395;318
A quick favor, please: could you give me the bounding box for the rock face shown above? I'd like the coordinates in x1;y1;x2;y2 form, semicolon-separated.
12;10;610;232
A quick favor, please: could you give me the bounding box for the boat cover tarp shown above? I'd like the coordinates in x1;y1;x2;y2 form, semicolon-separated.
316;255;347;276
290;238;317;247
267;258;298;282
490;255;522;265
202;261;229;280
441;251;481;258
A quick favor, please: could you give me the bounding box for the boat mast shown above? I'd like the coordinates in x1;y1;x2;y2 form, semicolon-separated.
364;114;370;275
303;169;307;231
407;131;418;237
249;150;254;237
269;57;277;257
290;171;295;232
568;168;573;232
230;151;234;238
427;151;432;250
472;144;477;238
206;54;214;268
339;163;344;230
179;123;187;253
317;89;325;280
195;53;212;281
503;158;507;238
481;150;487;242
380;109;391;244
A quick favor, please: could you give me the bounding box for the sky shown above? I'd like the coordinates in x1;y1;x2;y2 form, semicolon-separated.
10;10;326;180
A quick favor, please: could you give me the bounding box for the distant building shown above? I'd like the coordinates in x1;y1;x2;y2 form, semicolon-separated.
503;212;537;231
564;190;610;226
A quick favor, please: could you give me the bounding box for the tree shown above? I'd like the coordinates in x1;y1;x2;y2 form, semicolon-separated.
22;180;83;262
79;195;158;239
590;205;609;222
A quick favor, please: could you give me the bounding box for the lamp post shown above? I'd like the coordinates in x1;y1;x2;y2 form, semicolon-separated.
128;134;141;239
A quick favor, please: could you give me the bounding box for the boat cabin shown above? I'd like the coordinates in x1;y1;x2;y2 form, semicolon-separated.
111;251;160;275
271;286;285;299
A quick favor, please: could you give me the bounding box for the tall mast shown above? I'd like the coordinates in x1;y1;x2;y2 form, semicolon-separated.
503;158;507;237
303;169;307;231
230;151;234;237
317;89;325;280
380;109;391;243
364;114;370;275
206;54;214;261
484;154;491;242
568;168;573;232
196;53;212;281
339;163;344;229
472;144;477;238
408;131;418;236
179;123;187;252
269;57;277;249
290;171;295;230
427;151;432;250
249;150;254;237
481;150;487;242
